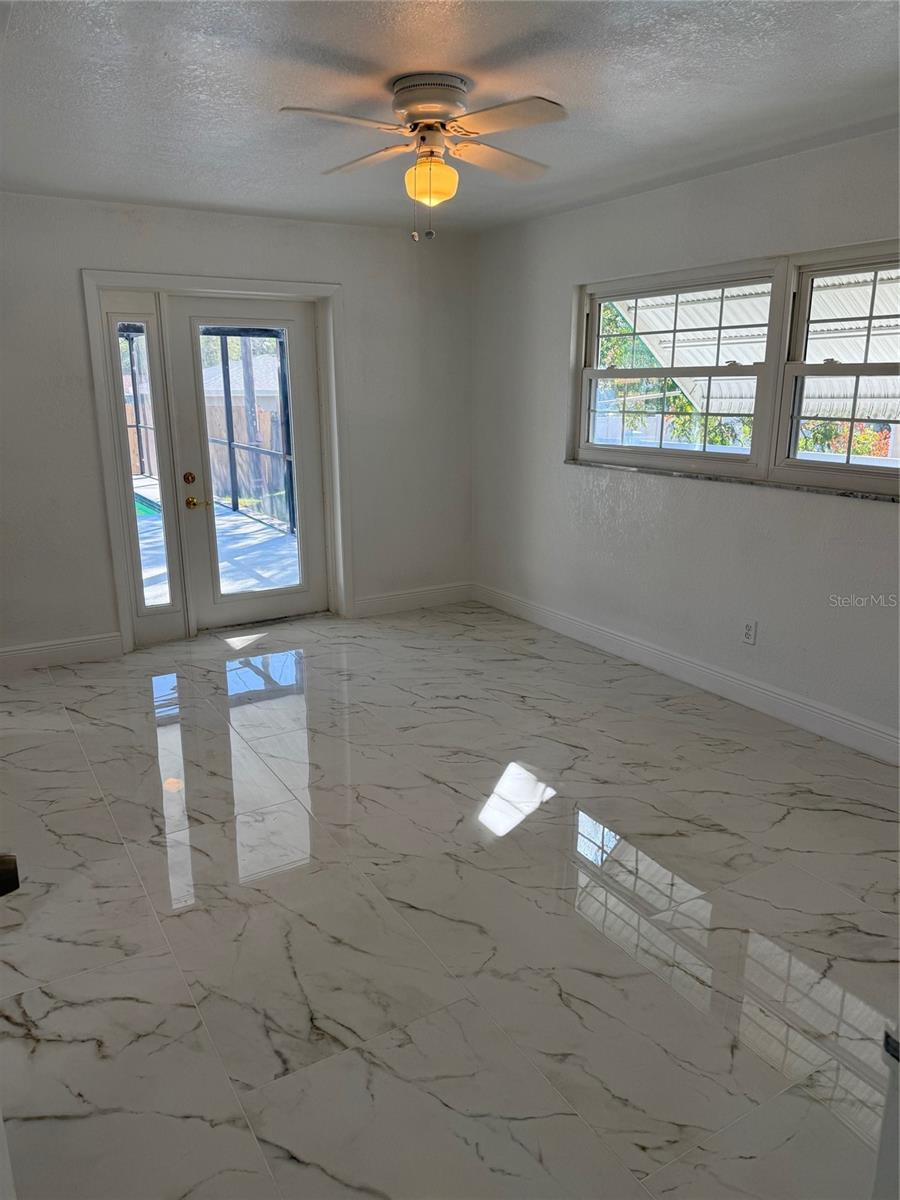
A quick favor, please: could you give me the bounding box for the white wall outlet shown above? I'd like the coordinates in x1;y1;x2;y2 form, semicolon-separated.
742;620;758;646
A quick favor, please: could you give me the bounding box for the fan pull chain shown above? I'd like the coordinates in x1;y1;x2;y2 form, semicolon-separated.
409;154;437;242
425;164;435;240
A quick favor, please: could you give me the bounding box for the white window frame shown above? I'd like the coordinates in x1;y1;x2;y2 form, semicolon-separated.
770;243;899;498
570;243;899;499
572;258;790;480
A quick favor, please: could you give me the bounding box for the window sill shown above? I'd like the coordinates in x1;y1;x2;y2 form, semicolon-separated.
564;457;898;503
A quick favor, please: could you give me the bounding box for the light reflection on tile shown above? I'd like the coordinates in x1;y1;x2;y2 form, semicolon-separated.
477;761;556;836
575;809;704;910
572;865;833;1084
66;675;300;841
566;784;781;893
234;798;314;883
651;864;898;1082
189;650;310;740
366;849;801;1178
1;601;893;1198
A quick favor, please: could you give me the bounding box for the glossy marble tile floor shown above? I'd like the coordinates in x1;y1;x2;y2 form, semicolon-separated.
0;603;896;1199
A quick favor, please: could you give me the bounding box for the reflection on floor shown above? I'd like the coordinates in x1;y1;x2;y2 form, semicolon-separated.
0;603;896;1199
133;475;299;600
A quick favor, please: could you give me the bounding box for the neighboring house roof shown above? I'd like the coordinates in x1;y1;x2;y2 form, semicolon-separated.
202;354;281;399
123;354;283;407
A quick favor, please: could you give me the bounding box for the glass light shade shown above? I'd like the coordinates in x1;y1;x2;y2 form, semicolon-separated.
404;157;459;207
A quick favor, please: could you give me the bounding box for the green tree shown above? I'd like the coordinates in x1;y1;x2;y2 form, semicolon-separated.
797;420;889;458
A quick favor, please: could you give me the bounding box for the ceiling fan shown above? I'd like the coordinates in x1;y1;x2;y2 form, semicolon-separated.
281;73;566;219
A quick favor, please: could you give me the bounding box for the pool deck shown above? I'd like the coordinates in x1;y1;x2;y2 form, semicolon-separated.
132;476;300;605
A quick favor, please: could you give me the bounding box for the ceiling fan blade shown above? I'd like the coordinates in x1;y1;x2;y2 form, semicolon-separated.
323;143;416;175
280;106;408;134
448;141;546;181
446;96;566;138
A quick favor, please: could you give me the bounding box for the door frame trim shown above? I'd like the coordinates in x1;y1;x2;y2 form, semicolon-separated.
83;269;354;651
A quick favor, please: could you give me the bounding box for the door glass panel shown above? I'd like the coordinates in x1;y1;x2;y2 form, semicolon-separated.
197;328;301;594
118;322;171;607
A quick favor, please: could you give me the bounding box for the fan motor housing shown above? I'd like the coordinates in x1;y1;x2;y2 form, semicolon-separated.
391;73;470;123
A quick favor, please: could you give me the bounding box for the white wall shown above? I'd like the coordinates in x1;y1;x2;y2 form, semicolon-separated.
0;193;473;649
2;133;897;753
471;131;899;741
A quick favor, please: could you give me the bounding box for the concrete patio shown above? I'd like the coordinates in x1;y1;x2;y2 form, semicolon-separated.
133;476;300;603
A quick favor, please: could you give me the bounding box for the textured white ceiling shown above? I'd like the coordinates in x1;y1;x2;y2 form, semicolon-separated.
1;1;897;229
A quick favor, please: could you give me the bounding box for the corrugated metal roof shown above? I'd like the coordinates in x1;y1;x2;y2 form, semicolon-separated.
607;271;899;420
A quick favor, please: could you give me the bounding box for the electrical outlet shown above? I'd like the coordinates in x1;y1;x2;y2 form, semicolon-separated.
742;620;758;646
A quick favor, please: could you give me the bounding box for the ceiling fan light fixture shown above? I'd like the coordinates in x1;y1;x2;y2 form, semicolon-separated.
404;156;459;207
282;73;566;221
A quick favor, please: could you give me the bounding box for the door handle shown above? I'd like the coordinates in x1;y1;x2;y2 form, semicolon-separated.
185;496;210;509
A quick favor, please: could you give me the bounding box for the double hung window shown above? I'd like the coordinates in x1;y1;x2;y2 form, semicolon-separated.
573;244;899;498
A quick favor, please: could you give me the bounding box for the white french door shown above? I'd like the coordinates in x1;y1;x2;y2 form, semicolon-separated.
165;296;328;630
98;288;328;644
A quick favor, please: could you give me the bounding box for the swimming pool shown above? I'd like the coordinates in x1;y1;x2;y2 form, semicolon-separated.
134;494;161;517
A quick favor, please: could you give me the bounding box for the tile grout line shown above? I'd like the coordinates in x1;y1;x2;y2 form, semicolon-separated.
371;859;823;1195
54;655;479;1135
774;852;900;919
346;826;859;1190
577;859;872;1101
659;832;896;922
238;995;469;1106
63;659;474;1197
637;1063;838;1192
60;699;286;1196
0;705;158;1002
0;946;172;1007
434;970;664;1196
61;687;320;847
7;605;891;1198
353;846;694;1190
215;668;675;1167
60;654;882;1128
116;829;287;1200
110;757;506;1199
241;988;657;1199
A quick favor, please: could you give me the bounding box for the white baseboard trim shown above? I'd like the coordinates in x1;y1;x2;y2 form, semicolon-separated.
353;582;473;619
0;632;124;674
473;584;898;764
